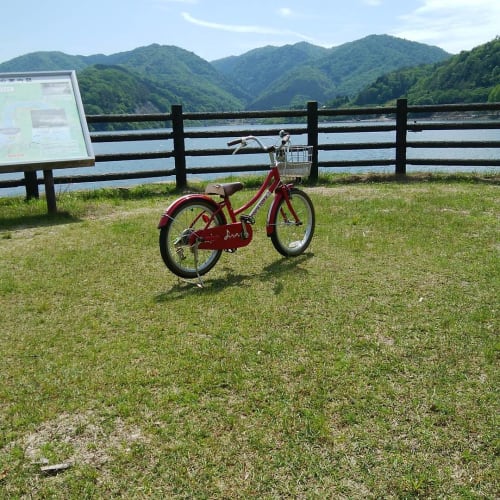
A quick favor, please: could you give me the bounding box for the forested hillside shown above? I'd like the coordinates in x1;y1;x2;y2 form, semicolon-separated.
0;51;104;72
352;37;500;106
100;44;249;110
211;42;329;98
214;35;450;109
2;35;494;115
77;65;176;115
0;45;246;114
407;37;500;104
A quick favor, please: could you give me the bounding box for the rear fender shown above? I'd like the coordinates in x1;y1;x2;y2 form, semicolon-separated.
157;194;225;228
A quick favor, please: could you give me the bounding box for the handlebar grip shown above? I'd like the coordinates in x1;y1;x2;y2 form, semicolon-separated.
227;138;243;147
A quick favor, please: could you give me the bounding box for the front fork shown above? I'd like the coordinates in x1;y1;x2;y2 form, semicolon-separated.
266;183;297;236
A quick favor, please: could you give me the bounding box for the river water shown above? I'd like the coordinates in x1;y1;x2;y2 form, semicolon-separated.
1;122;498;197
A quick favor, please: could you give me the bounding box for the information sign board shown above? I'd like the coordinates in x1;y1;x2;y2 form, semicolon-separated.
0;70;94;173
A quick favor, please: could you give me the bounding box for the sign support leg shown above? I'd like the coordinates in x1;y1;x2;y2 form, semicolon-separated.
43;169;57;214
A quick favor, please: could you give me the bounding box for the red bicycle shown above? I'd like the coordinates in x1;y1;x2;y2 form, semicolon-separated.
158;131;315;283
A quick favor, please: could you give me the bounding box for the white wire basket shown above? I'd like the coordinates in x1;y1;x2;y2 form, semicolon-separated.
277;145;313;178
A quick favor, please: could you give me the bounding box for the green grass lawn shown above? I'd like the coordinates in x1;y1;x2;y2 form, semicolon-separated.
0;174;498;498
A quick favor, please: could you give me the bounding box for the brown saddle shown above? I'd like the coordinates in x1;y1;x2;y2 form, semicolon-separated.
205;182;244;197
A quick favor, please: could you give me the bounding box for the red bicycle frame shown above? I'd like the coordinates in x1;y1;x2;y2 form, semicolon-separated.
157;165;302;251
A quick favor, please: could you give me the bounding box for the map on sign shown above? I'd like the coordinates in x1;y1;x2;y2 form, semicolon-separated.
0;70;94;172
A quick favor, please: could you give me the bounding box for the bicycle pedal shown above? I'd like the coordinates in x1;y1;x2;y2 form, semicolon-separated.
224;248;237;253
240;215;255;225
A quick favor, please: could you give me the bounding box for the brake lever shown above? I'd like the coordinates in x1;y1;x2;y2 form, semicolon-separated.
232;139;247;155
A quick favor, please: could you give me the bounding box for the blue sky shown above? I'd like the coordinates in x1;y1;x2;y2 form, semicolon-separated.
1;0;498;64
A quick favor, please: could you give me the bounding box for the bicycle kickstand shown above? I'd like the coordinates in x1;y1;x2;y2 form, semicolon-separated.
177;238;204;288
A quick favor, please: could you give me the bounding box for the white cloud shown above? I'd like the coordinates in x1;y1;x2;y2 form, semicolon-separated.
181;12;315;41
393;0;500;52
278;8;293;17
181;12;279;34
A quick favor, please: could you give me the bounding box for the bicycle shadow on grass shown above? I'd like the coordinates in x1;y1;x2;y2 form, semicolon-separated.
155;252;314;301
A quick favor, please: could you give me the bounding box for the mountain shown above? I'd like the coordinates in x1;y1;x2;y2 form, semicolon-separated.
247;64;338;110
0;36;452;114
0;51;105;72
77;64;177;115
407;37;500;104
99;44;249;109
0;45;246;115
214;35;450;109
211;42;329;98
319;35;448;96
351;37;500;106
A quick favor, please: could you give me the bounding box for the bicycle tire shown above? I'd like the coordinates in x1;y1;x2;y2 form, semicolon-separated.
159;199;224;279
270;188;315;257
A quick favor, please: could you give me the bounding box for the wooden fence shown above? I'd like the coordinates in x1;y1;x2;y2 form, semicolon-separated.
1;99;499;198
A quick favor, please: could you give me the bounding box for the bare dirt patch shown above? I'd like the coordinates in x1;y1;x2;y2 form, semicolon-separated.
3;411;149;469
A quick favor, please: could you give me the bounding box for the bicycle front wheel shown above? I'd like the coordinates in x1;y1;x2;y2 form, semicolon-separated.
270;188;315;257
159;199;224;279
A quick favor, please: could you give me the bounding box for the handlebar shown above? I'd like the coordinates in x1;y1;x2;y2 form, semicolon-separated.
227;136;266;150
227;131;290;152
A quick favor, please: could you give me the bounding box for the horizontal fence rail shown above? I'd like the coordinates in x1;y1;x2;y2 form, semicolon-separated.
1;100;499;197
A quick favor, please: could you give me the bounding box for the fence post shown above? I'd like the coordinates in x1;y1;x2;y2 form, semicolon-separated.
172;104;187;189
395;98;408;175
307;101;319;182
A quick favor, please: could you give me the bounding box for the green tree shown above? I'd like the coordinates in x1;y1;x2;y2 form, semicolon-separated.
488;84;500;102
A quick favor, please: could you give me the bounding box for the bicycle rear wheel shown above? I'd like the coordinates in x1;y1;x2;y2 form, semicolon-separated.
270;188;315;257
159;199;224;279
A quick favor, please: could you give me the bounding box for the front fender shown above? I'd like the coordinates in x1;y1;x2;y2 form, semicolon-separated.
157;194;224;228
266;184;293;236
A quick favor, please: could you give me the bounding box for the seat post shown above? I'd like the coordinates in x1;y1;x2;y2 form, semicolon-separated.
224;196;237;223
